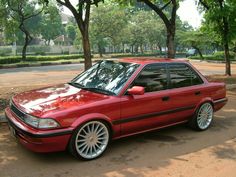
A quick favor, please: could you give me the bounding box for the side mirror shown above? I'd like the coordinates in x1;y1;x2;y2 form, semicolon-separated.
127;86;145;95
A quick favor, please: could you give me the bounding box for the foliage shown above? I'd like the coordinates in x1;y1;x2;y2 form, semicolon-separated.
40;3;63;45
200;0;236;45
198;0;236;75
177;29;215;57
90;3;128;54
115;0;180;58
2;0;46;61
65;24;77;42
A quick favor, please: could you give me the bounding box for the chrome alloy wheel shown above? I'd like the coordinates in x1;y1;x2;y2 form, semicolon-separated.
75;121;109;159
197;103;213;130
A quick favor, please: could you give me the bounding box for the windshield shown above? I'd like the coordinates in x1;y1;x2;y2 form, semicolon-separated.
70;60;140;95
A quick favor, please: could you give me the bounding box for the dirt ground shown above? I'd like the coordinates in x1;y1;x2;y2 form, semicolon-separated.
0;90;236;177
1;60;236;177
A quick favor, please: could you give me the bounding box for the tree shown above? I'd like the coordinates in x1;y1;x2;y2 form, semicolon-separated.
65;23;77;43
90;2;127;56
40;3;63;45
4;0;45;61
178;30;214;59
198;0;236;76
117;0;179;58
46;0;104;70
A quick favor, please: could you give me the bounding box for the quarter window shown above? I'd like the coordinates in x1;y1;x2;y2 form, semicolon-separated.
132;64;168;92
168;64;203;88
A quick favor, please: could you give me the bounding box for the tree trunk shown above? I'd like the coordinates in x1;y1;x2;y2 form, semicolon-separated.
140;45;144;54
219;0;231;76
21;26;32;61
193;46;204;60
158;44;162;55
98;43;103;57
81;30;92;70
222;18;231;76
142;0;177;59
224;43;231;76
22;39;27;61
167;30;175;58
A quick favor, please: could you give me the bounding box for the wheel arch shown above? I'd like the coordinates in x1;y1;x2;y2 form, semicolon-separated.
194;97;214;113
71;113;114;136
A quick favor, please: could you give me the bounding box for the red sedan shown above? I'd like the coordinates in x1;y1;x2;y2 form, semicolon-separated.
5;58;227;160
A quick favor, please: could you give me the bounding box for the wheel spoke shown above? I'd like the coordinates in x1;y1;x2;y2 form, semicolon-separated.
95;143;101;150
92;145;97;154
77;139;86;143
78;141;87;148
97;131;106;137
80;144;88;152
79;134;87;138
87;124;91;133
96;126;104;134
91;123;95;132
85;145;90;155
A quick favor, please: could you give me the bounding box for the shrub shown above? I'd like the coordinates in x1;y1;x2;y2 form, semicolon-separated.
0;54;84;64
189;51;236;61
213;51;235;59
0;46;12;56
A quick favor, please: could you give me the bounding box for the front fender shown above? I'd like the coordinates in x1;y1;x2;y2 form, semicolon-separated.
71;113;112;128
70;113;121;138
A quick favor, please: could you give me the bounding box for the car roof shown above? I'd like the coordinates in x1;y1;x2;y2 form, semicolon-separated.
118;57;189;65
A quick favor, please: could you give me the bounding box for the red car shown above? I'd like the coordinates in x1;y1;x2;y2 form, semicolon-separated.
5;58;227;160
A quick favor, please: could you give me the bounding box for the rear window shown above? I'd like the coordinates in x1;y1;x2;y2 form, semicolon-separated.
168;63;203;89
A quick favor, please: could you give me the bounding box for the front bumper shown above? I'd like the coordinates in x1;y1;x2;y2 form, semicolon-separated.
5;107;73;153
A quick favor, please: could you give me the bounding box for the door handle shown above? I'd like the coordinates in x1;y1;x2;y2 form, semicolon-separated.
195;91;201;95
162;96;170;101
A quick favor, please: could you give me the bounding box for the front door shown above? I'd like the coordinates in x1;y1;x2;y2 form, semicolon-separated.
120;64;172;135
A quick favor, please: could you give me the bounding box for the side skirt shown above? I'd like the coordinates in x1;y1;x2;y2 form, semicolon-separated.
112;119;189;140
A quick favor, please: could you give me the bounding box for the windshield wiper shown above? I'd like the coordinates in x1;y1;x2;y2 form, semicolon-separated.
68;82;84;88
82;87;115;96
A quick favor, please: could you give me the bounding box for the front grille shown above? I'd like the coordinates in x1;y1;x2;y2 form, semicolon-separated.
10;101;25;121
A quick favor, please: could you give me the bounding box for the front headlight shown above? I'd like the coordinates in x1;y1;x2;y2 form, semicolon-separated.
24;114;60;129
24;114;39;128
38;118;60;129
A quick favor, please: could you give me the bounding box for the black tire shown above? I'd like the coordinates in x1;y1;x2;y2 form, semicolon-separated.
189;102;214;131
68;120;110;160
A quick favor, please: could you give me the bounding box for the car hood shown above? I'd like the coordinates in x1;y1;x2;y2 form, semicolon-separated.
12;84;110;117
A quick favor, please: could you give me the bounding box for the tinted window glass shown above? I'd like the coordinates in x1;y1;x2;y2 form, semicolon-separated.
169;64;203;88
132;64;168;92
72;60;139;95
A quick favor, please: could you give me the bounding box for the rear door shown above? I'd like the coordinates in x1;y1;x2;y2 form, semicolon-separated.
165;63;205;123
